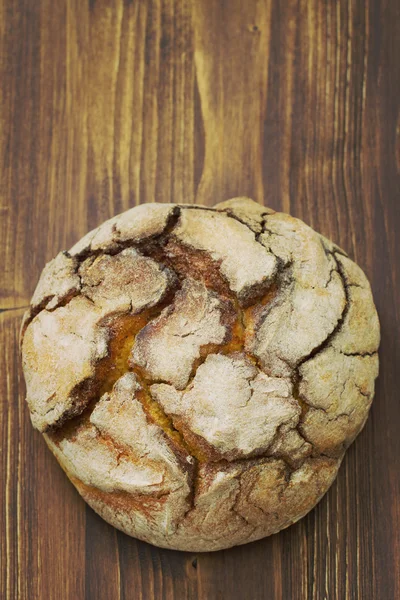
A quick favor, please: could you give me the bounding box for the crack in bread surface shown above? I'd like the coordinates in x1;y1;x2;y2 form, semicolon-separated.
130;364;204;459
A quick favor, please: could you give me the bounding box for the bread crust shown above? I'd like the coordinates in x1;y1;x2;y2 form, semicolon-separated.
21;198;380;551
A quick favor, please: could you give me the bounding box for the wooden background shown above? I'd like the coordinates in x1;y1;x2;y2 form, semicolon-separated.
1;0;399;598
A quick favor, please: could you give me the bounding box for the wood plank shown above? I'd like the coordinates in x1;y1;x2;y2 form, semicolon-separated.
193;0;272;205
0;310;86;600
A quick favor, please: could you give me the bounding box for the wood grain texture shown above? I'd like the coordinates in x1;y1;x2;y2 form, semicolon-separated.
1;0;399;598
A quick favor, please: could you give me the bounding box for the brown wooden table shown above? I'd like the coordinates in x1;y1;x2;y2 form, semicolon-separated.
1;1;399;598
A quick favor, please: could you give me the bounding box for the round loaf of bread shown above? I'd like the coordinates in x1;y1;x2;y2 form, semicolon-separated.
21;198;380;551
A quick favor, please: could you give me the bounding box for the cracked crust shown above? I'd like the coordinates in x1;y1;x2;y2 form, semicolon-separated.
297;252;380;456
172;208;278;303
76;455;341;551
131;278;236;389
150;354;300;460
78;248;176;314
246;212;347;376
45;373;193;538
68;203;178;256
21;198;380;551
30;251;81;311
22;250;176;431
45;373;193;494
214;196;275;233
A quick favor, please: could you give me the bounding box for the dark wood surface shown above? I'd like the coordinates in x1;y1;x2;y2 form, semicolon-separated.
1;1;399;598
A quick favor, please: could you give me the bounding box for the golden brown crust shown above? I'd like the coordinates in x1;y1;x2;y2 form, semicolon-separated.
21;198;380;551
